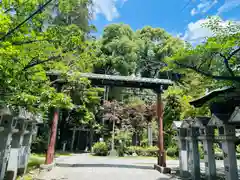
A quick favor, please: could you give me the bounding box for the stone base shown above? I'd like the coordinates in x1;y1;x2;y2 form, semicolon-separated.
154;164;171;174
39;162;55;171
109;150;117;157
34;162;55;180
175;169;191;178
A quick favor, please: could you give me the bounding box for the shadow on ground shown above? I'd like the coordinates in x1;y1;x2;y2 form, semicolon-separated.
56;163;154;170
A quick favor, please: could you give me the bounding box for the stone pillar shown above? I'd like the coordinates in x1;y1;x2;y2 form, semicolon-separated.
201;126;216;180
0;110;16;180
178;128;190;178
220;125;238;180
6;119;27;180
11;119;27;148
18;122;37;175
188;127;201;180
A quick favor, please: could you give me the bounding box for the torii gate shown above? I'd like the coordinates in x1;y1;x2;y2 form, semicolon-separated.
46;71;173;171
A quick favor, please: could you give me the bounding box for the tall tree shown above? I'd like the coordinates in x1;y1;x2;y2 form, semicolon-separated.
0;0;97;113
135;26;183;78
95;24;138;75
165;16;240;88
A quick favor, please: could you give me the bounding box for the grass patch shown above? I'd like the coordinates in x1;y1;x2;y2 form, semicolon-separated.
31;152;72;158
17;152;72;179
27;155;45;171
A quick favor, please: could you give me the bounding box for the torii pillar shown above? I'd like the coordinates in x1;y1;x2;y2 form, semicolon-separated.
45;75;64;165
156;92;166;167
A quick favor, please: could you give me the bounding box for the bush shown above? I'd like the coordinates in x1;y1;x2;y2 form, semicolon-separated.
31;136;48;154
116;143;126;157
92;142;108;156
126;146;158;157
166;147;178;157
145;146;158;157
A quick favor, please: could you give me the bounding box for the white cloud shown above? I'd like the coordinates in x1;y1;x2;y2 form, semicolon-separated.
217;0;240;14
182;19;213;45
92;0;128;21
182;18;240;45
191;8;198;16
190;0;218;16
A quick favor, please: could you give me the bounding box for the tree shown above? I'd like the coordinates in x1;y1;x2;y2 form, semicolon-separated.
165;16;240;87
0;0;97;114
135;26;183;78
95;24;137;76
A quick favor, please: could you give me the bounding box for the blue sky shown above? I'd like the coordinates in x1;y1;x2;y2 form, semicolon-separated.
91;0;240;44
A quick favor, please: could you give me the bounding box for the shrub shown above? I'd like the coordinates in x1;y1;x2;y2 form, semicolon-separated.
126;146;158;157
92;142;108;156
166;147;178;157
145;146;158;157
116;143;126;157
31;136;48;154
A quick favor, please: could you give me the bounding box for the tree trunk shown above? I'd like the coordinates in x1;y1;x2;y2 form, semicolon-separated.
71;127;76;152
111;119;115;150
148;123;153;146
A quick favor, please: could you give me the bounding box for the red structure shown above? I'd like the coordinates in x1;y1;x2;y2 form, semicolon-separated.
45;73;63;165
157;93;166;167
45;110;59;164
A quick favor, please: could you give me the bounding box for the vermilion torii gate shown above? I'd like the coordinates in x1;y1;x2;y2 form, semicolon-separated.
46;71;173;170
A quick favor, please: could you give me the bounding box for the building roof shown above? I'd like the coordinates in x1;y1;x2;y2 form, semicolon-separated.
189;86;236;108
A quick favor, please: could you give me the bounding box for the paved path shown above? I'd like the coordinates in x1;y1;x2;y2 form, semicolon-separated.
37;154;170;180
37;154;240;180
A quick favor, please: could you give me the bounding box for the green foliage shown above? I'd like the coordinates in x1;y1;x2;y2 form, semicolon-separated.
165;16;240;87
31;136;48;154
0;0;98;115
164;86;210;120
126;146;158;157
92;142;108;156
166;146;178;157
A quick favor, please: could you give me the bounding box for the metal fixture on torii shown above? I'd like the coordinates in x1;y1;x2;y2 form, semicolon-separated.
46;71;174;169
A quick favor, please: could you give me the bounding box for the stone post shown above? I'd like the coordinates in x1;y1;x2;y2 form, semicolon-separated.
6;119;27;180
220;124;238;180
188;127;201;180
201;126;216;180
173;121;190;178
10;119;26;148
178;128;189;177
17;122;37;176
0;108;16;180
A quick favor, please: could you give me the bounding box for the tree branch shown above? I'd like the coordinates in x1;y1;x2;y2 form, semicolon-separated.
227;47;240;61
0;0;53;41
219;53;235;77
23;47;79;70
174;61;240;82
23;55;62;70
12;39;55;45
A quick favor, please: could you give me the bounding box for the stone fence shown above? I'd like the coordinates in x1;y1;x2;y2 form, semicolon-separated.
172;106;240;180
0;106;42;180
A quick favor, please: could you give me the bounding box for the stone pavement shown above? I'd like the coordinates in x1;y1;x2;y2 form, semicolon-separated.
37;154;170;180
36;154;240;180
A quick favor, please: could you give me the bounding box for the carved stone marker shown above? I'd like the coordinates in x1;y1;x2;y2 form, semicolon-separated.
187;125;201;180
196;117;216;180
172;121;190;178
0;107;17;180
